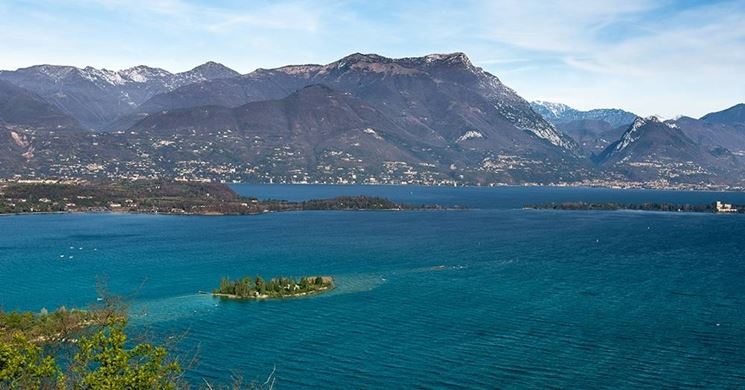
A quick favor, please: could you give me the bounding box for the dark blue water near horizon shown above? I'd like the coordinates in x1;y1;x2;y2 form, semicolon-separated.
1;185;745;388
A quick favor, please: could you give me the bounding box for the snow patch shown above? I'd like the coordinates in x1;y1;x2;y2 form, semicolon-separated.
10;131;29;148
615;116;653;151
532;100;573;118
456;130;483;142
363;128;383;140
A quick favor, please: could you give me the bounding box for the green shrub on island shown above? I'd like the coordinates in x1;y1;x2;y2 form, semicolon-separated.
214;275;334;299
301;196;401;210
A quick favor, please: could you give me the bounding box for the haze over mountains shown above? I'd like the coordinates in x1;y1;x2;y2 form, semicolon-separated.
0;53;743;188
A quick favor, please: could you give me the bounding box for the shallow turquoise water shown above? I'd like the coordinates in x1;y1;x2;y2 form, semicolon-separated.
1;186;744;388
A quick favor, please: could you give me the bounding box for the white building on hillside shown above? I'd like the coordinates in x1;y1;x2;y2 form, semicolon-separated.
716;201;737;213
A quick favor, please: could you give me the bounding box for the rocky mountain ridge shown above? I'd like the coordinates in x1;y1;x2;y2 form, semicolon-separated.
531;101;637;128
0;53;743;188
0;62;239;129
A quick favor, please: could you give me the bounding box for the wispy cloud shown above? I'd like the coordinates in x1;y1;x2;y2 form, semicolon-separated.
0;0;742;117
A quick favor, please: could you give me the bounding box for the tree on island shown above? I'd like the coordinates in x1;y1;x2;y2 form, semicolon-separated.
213;275;334;299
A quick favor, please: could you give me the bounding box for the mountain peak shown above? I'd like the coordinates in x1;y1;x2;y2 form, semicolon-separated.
118;65;172;82
635;115;658;125
531;100;573;118
322;53;419;75
330;53;391;70
20;64;78;81
185;61;240;79
422;52;472;66
195;61;223;68
531;101;637;128
332;52;474;68
611;115;681;154
339;53;388;63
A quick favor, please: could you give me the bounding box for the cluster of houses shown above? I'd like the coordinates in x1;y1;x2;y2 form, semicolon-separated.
715;201;738;213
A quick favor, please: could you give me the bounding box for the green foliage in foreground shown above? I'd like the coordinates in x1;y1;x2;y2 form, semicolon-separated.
214;275;334;298
0;335;59;389
0;307;181;389
71;319;181;389
0;303;279;389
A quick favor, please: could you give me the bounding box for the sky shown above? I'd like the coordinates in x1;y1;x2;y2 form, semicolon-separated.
0;0;743;118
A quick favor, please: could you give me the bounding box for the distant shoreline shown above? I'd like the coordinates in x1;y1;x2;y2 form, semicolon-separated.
526;202;743;215
0;207;456;218
230;182;745;193
0;180;446;217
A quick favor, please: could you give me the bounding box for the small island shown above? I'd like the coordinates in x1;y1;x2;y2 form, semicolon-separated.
212;275;335;300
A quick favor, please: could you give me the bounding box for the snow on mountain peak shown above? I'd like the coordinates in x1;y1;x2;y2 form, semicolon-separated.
27;65;77;81
531;100;573;118
272;64;324;76
423;52;472;66
119;66;171;83
615;118;645;152
614;116;669;152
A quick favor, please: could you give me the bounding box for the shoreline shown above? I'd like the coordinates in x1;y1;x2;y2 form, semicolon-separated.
526;202;743;215
3;180;744;193
0;181;446;216
230;182;745;193
0;207;458;218
526;208;740;216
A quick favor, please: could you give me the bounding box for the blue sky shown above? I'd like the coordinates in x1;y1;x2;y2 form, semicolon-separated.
0;0;743;117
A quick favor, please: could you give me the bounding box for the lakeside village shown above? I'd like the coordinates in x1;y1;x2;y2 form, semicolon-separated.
0;178;741;216
1;175;744;193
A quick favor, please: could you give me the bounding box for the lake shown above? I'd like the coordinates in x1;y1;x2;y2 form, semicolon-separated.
1;185;744;388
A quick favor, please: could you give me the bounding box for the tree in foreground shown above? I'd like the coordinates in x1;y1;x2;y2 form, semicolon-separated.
1;304;182;389
1;304;275;389
0;334;60;388
70;318;182;389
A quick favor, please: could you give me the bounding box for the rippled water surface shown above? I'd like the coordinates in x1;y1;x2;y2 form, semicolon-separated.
1;186;744;388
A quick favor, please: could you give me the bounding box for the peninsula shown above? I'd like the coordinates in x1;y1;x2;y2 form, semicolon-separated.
212;275;335;300
527;201;744;214
0;179;435;216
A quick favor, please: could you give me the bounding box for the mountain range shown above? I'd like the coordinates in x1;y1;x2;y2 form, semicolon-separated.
595;116;742;184
0;62;239;129
530;101;637;128
0;53;743;188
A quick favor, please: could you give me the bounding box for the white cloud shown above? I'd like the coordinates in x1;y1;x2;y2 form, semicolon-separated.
0;0;742;117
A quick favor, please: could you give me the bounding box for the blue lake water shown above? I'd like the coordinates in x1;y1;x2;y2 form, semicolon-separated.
1;185;745;388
